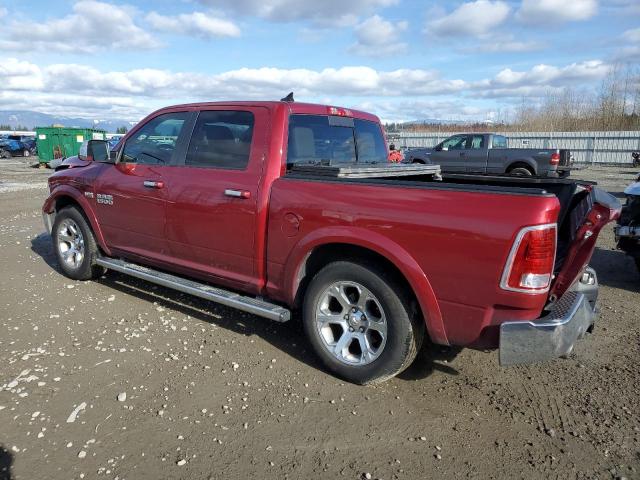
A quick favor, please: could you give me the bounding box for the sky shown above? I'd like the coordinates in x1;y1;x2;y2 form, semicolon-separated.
0;0;638;124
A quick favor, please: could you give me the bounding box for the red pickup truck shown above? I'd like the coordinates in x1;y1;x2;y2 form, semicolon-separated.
42;101;620;384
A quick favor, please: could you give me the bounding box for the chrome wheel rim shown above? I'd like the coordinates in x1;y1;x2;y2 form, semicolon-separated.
315;281;387;365
57;219;84;269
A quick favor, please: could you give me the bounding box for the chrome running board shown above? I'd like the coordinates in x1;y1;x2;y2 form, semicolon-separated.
96;257;291;322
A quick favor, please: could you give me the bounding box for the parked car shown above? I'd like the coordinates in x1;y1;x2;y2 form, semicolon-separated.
42;101;619;384
107;136;122;150
405;133;571;177
0;135;36;157
614;172;640;274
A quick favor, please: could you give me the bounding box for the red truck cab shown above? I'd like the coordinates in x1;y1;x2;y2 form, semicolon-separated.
43;100;620;384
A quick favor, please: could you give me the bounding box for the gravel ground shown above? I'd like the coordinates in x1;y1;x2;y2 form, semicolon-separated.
0;157;638;480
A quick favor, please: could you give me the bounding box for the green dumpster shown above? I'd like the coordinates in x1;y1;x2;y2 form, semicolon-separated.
35;127;106;163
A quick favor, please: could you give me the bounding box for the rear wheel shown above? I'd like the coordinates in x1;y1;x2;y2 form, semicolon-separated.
508;166;533;176
302;261;424;384
52;206;105;280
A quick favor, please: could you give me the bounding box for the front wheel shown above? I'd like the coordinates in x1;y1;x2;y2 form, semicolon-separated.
23;149;30;157
52;206;105;280
302;261;424;384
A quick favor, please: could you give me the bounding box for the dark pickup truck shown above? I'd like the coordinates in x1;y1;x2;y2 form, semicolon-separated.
405;133;571;177
42;101;619;384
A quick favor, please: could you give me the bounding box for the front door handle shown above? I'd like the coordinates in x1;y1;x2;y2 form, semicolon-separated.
143;180;164;189
224;189;251;199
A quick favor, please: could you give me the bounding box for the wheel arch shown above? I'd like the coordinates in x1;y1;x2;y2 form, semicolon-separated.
284;230;448;345
44;187;111;256
506;159;536;175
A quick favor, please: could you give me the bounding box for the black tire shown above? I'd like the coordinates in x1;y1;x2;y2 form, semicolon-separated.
412;159;426;164
302;260;424;384
635;258;640;276
52;206;105;280
508;166;533;176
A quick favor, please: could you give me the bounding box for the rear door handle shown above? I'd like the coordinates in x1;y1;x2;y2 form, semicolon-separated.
224;189;251;199
143;180;164;189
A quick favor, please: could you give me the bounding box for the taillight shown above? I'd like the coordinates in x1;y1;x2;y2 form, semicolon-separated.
550;152;560;165
500;224;557;293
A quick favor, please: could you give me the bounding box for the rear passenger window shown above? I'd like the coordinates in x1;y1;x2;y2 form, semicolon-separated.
468;135;485;149
493;135;507;149
122;112;189;164
186;111;254;169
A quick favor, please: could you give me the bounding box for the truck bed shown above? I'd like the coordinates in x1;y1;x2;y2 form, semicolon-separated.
282;170;598;300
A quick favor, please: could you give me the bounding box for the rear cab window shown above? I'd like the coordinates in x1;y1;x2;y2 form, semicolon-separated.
286;114;387;169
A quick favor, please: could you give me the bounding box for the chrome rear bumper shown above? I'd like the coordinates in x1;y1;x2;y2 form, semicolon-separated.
499;267;598;366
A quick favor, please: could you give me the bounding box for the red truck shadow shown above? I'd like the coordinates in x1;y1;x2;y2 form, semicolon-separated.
397;343;461;381
0;445;13;480
590;246;640;294
31;232;461;381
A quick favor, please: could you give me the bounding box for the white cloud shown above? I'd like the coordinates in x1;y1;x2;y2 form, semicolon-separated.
38;63;466;99
470;39;546;53
0;58;616;121
606;0;640;15
622;27;640;43
616;28;640;61
473;60;610;98
516;0;597;24
0;58;44;90
349;15;408;57
0;1;159;53
198;0;398;26
426;0;510;37
146;11;241;38
356;99;496;123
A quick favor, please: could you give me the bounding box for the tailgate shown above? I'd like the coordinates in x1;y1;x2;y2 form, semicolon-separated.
559;149;571;167
550;187;620;298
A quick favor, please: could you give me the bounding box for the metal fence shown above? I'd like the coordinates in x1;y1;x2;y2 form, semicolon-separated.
388;131;640;165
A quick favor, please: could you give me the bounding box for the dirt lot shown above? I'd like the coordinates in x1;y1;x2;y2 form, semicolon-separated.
0;157;638;480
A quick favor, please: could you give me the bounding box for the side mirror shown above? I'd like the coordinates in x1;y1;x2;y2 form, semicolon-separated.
88;140;112;163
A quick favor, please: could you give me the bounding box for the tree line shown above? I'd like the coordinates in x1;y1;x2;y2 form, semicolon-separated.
0;124;30;131
387;63;640;133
